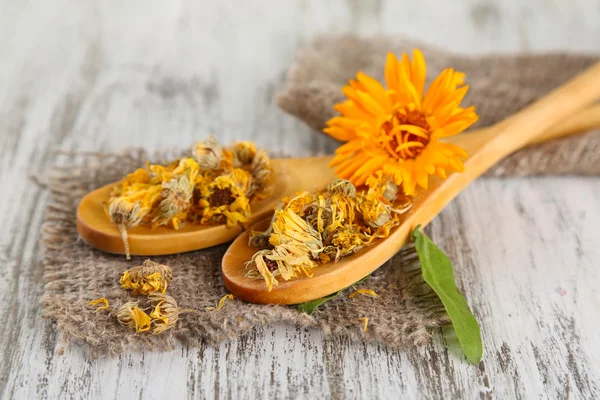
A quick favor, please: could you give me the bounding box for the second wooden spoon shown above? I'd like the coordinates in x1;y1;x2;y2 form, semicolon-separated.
222;64;600;304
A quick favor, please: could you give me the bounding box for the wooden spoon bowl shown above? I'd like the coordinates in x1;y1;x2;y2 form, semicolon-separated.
222;63;600;305
76;156;337;256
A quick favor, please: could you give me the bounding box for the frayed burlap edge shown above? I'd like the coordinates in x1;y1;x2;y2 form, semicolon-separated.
40;150;449;358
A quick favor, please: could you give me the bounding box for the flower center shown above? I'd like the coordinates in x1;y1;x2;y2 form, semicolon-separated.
380;109;431;160
210;188;235;206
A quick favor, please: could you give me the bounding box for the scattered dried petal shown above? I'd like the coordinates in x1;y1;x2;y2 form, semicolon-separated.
348;289;380;299
206;294;234;312
88;297;110;311
359;317;369;333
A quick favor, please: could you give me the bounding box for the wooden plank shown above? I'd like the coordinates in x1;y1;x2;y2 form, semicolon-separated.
1;0;599;398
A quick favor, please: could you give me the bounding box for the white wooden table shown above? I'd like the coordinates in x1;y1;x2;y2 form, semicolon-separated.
1;1;599;398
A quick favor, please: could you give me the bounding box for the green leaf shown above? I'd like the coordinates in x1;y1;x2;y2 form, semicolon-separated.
298;275;370;315
412;226;483;364
297;291;341;315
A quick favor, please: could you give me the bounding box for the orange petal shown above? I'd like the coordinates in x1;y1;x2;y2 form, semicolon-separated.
323;126;356;141
385;52;400;91
355;91;386;117
356;72;392;112
411;49;426;99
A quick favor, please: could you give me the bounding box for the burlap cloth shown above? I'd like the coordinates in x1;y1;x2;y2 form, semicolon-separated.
42;36;600;357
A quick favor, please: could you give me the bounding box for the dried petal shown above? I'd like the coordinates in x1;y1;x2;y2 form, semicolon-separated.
205;294;234;312
88;297;110;311
348;289;380;299
359;317;369;334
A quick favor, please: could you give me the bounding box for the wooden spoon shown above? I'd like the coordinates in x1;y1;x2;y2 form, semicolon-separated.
76;102;600;257
222;63;600;305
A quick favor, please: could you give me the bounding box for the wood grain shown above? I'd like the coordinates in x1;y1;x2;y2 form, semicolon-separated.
1;0;599;398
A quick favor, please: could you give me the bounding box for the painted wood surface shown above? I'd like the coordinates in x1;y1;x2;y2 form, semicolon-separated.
1;0;599;398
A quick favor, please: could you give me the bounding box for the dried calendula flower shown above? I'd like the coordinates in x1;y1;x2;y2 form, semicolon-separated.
248;150;273;199
232;141;257;166
106;136;274;258
120;259;173;295
148;293;182;334
199;170;252;228
152;175;194;229
194;135;224;170
247;179;411;290
88;297;111;311
117;302;152;333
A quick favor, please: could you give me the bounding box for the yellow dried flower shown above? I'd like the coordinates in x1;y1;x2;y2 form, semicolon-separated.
148;293;181;334
206;294;234;312
194;136;224;170
248;150;273;199
120;259;173;295
328;179;357;198
269;209;323;256
199;170;252;228
152;175;194;229
232;141;257;166
348;289;380;299
107;182;162;259
247;179;412;290
88;297;111;311
106;136;273;258
117;302;152;333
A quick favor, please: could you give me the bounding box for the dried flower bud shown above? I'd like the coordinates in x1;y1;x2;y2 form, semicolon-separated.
232;141;257;166
269;209;323;257
108;198;147;259
328;179;356;198
248;150;273;198
382;179;399;203
117;302;152;333
152;176;194;228
148;293;181;334
194;136;223;170
120;259;173;295
108;198;145;227
247;243;315;291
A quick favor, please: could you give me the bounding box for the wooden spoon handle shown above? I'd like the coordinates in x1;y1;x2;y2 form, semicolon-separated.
529;102;600;146
476;62;600;164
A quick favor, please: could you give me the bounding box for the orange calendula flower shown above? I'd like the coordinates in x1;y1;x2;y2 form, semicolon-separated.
325;49;478;195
